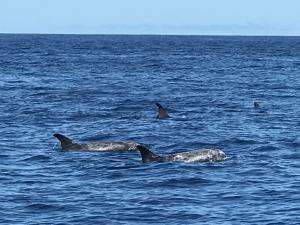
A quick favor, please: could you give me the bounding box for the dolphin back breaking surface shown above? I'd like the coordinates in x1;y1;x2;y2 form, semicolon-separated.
169;149;227;163
53;133;139;151
137;145;227;163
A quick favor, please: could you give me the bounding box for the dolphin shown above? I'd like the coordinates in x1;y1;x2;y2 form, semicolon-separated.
136;145;226;163
53;133;139;151
156;103;170;119
254;101;260;108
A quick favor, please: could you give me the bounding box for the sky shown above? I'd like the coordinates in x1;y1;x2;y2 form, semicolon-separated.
0;0;300;35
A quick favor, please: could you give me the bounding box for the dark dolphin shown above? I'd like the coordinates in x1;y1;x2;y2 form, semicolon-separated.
156;103;170;119
53;133;139;151
137;145;226;163
254;101;260;108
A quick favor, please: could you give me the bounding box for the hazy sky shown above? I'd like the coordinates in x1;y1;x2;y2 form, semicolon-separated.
1;0;300;35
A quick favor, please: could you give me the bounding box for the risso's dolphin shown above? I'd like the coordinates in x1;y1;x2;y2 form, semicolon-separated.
254;101;260;108
53;133;139;151
156;103;170;119
137;145;226;163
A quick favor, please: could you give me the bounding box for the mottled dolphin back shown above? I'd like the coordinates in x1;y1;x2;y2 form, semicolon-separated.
137;145;227;163
53;133;140;151
171;149;227;163
156;103;170;119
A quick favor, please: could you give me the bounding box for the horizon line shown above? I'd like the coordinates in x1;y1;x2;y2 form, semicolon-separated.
0;32;300;37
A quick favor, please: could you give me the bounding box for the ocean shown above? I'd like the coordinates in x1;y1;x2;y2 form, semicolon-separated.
0;34;299;224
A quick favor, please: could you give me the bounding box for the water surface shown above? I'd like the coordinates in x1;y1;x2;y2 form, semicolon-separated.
0;34;300;224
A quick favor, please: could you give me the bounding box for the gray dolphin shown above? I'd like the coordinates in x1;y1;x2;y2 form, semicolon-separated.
156;103;170;119
53;133;139;151
137;145;226;163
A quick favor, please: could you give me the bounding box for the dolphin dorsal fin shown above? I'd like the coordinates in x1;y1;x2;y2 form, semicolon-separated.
254;101;260;108
136;145;162;163
53;133;73;149
156;103;170;119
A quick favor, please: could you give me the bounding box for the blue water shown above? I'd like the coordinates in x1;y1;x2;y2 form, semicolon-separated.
1;34;300;224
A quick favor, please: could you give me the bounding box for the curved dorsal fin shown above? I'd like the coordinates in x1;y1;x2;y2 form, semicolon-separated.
156;103;170;119
136;145;163;163
53;133;74;149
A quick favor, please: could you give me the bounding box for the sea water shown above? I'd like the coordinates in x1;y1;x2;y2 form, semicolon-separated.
0;34;299;224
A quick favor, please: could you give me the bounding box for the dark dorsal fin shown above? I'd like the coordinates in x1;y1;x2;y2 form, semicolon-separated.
136;145;163;163
254;101;260;108
53;133;74;149
155;103;170;119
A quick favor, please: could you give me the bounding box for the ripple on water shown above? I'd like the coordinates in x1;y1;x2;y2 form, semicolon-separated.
21;154;52;162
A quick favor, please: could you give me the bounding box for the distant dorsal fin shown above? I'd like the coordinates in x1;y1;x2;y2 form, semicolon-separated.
53;133;74;149
156;103;170;119
254;101;260;108
136;145;163;163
